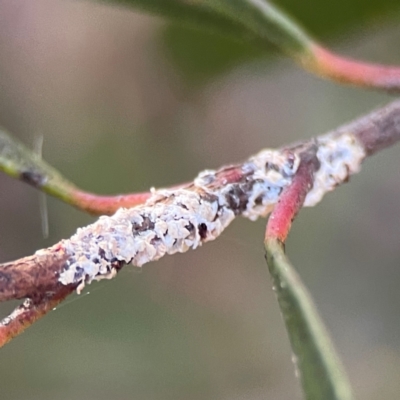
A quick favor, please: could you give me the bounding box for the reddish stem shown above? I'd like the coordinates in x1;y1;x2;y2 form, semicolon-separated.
306;45;400;92
70;182;192;215
0;286;73;347
71;190;152;215
266;149;318;243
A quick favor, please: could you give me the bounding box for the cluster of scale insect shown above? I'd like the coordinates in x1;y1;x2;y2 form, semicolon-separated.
242;149;300;220
304;131;366;206
59;149;301;291
59;137;364;292
59;189;234;291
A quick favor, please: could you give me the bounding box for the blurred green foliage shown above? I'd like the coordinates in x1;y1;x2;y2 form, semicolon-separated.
161;27;264;85
162;0;400;83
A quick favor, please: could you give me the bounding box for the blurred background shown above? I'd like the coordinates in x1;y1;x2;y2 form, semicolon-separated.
0;0;400;399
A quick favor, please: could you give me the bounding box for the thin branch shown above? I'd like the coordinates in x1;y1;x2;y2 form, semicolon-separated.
0;244;71;303
0;286;73;347
1;100;400;346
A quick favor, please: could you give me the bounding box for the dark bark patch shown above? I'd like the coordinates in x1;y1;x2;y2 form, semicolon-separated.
198;223;208;239
20;170;45;187
132;216;154;233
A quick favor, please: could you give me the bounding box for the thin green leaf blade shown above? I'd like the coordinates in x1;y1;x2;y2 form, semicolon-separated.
265;238;354;400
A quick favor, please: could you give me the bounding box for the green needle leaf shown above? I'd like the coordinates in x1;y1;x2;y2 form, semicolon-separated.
265;238;355;400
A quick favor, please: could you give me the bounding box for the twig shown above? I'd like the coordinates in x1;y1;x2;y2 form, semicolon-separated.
1;100;400;346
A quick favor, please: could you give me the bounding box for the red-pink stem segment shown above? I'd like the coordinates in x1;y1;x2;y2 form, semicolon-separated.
266;146;319;243
0;286;74;347
70;182;189;215
71;190;152;215
300;44;400;92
